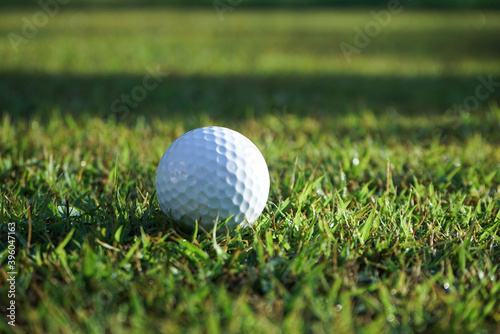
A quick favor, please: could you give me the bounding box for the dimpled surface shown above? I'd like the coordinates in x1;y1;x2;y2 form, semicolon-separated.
155;127;270;230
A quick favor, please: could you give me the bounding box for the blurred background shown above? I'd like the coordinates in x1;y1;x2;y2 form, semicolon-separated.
1;0;499;180
2;0;500;8
1;0;499;125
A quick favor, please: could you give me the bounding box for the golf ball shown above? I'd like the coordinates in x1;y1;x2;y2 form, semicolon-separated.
155;126;270;230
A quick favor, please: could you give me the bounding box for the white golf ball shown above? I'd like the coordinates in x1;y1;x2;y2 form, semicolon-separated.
155;126;270;230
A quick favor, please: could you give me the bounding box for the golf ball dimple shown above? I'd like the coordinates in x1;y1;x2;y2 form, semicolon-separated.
155;126;270;230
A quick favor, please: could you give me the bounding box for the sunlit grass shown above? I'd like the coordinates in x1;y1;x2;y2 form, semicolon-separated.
0;9;499;76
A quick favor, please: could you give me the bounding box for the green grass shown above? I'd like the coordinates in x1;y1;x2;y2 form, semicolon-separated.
1;7;500;333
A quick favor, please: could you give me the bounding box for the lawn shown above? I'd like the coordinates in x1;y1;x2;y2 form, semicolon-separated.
0;7;500;333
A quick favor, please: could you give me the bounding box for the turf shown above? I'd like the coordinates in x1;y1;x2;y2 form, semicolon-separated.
1;7;500;334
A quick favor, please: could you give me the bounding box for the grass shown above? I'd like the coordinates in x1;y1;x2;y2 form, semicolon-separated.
1;7;500;333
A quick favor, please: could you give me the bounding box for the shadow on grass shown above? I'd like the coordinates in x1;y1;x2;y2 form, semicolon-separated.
1;71;497;119
3;71;499;142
